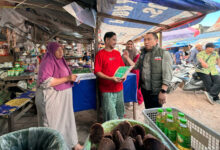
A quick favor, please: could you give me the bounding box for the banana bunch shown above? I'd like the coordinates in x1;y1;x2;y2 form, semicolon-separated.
6;98;30;107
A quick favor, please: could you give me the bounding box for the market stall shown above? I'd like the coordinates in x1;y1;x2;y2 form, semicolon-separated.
0;2;139;127
0;90;35;132
72;73;137;112
0;1;220;150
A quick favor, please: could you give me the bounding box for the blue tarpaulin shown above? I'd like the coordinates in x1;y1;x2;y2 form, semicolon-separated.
192;31;220;39
174;31;220;45
162;27;199;41
214;38;220;48
167;39;198;48
100;0;220;43
131;0;220;13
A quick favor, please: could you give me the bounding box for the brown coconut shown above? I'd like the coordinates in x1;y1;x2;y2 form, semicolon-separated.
89;123;104;144
135;135;144;150
143;134;166;150
115;130;125;146
119;136;136;150
112;121;132;139
91;146;97;150
98;138;116;150
130;124;146;139
104;133;113;140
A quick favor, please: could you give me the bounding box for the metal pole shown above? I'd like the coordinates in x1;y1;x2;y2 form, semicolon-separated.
95;0;101;122
159;32;162;47
133;102;137;120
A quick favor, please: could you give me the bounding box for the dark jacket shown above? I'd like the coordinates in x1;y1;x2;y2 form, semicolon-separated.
134;45;173;95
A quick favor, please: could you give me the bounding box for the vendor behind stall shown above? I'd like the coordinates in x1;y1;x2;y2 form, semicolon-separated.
82;52;90;62
35;42;82;150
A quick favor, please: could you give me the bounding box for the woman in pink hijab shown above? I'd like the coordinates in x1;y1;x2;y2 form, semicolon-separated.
122;40;144;105
35;42;83;150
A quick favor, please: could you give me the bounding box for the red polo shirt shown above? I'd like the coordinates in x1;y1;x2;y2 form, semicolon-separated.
94;49;125;92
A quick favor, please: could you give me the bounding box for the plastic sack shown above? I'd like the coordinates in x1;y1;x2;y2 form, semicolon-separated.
83;119;171;150
0;127;68;150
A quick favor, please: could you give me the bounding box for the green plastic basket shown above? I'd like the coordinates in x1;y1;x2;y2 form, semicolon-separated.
143;108;220;150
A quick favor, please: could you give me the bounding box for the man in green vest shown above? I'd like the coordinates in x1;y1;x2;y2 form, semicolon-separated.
123;32;173;108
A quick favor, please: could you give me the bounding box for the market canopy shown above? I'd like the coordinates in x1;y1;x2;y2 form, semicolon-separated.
2;0;220;45
162;27;199;41
179;31;220;43
167;31;220;48
162;23;202;48
0;0;97;44
98;0;220;44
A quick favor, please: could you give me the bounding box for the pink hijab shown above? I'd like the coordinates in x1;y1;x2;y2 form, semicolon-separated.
37;42;73;91
122;40;138;66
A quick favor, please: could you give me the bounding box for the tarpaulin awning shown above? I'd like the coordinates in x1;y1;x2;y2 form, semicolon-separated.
166;39;198;48
177;31;220;43
99;0;220;44
195;37;220;45
207;17;220;32
162;27;199;41
214;39;220;48
131;0;220;13
168;31;220;48
0;0;97;44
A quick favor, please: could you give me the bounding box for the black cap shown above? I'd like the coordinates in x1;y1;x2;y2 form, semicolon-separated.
205;43;215;49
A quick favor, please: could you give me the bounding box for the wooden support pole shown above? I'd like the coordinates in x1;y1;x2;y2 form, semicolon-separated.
96;0;102;123
8;114;14;132
133;102;137;120
90;43;93;68
159;32;162;47
34;24;36;42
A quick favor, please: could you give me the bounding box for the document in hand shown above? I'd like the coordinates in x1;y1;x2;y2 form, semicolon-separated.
75;73;96;82
114;66;134;78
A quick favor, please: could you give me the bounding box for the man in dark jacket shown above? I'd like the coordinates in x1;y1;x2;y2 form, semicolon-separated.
123;32;173;109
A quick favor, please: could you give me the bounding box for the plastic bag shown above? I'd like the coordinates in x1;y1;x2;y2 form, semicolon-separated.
0;127;68;150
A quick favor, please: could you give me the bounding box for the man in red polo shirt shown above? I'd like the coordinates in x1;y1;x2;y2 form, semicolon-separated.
94;32;125;122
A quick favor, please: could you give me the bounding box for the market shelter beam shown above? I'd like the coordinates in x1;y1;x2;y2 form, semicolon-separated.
154;14;206;33
98;12;170;28
3;0;64;11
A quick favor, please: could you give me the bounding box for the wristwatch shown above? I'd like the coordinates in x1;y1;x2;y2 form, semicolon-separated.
160;89;167;94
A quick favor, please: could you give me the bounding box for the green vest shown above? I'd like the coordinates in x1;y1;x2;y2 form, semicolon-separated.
140;45;164;95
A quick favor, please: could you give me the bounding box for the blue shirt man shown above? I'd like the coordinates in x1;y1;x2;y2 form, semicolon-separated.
188;44;203;65
175;49;183;65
